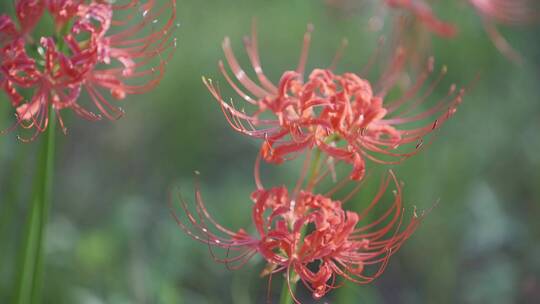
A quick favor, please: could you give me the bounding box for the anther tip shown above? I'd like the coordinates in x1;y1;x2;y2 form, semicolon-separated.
442;65;448;73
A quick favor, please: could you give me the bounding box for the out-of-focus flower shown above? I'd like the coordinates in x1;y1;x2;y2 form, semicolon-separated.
204;24;464;180
325;0;539;62
0;0;177;141
324;0;456;37
391;0;539;62
384;0;457;37
468;0;539;63
171;171;423;302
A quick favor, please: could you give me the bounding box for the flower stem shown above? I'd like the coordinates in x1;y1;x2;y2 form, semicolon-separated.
279;274;297;304
279;149;323;304
14;110;56;304
307;149;323;185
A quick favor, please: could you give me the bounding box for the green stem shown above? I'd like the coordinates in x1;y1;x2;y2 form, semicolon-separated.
307;149;322;185
278;149;322;304
13;23;68;304
14;110;56;304
279;274;297;304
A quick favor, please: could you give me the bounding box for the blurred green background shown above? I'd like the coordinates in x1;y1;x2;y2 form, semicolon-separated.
1;0;539;303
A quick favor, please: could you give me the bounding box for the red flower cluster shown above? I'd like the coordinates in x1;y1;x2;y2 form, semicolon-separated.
205;25;463;180
173;170;423;302
0;0;176;141
172;24;460;302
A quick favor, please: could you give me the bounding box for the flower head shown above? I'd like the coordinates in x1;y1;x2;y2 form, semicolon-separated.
1;0;177;141
171;171;423;302
205;24;464;180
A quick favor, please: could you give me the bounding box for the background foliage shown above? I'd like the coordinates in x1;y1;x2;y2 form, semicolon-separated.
1;0;539;303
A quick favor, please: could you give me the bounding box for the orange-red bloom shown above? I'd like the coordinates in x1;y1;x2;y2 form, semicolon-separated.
205;25;464;180
172;171;423;302
1;0;176;141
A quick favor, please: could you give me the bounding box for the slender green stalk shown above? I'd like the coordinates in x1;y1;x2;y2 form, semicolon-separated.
13;22;68;304
307;149;323;185
14;110;56;304
278;149;322;304
279;274;297;304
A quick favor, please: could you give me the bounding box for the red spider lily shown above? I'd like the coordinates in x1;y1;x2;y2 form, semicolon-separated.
204;24;464;180
171;171;423;303
0;0;177;141
468;0;539;63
